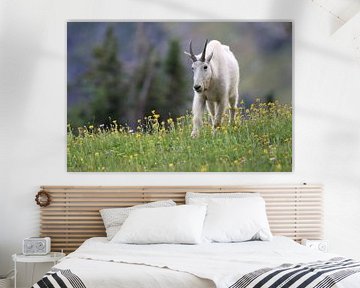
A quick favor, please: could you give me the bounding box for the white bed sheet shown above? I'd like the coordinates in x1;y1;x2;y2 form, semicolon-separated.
54;236;360;288
56;258;214;288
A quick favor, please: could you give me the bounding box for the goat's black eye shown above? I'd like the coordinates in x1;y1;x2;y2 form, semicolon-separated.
204;65;208;70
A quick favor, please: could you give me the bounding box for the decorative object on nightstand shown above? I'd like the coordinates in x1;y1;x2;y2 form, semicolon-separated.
301;239;328;252
12;252;65;288
23;237;51;255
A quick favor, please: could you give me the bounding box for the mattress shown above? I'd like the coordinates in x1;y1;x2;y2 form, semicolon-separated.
35;236;360;288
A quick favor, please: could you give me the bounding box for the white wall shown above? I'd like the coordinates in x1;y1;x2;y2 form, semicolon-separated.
1;0;360;286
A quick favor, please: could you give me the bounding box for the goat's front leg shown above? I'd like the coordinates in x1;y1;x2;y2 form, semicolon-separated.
206;101;216;126
229;96;236;125
191;94;206;138
213;100;226;129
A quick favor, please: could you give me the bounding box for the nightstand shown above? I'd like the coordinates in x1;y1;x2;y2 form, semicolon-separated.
301;239;328;252
12;252;65;288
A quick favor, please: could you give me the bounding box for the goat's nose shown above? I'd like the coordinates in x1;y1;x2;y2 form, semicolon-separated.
194;85;201;92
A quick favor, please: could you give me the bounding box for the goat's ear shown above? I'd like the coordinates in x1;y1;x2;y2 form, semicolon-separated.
206;52;213;63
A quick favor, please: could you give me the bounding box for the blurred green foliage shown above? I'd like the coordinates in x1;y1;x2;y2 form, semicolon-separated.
68;25;188;130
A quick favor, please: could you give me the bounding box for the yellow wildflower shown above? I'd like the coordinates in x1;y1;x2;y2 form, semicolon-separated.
200;165;208;172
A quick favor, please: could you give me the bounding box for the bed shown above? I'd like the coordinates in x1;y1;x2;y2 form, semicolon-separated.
33;185;360;288
33;236;360;288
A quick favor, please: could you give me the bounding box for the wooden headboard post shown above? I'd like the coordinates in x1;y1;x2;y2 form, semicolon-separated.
39;184;323;253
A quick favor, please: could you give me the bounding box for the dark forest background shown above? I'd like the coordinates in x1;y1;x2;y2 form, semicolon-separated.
67;22;292;129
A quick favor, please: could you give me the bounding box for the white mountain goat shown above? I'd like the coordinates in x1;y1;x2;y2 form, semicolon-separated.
184;39;240;138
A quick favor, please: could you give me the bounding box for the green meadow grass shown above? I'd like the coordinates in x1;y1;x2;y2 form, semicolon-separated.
67;101;292;172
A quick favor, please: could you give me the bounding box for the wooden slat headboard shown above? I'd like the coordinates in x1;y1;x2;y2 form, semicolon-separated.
39;184;323;253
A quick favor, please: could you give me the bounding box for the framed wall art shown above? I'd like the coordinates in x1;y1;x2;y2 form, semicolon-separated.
67;21;292;172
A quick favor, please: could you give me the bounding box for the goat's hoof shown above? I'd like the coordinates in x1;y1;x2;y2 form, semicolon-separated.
191;131;199;138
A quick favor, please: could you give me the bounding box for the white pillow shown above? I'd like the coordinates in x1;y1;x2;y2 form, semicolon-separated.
100;200;176;240
202;197;272;243
186;192;259;204
111;205;207;244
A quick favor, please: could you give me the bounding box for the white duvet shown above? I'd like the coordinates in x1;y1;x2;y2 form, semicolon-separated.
54;237;360;288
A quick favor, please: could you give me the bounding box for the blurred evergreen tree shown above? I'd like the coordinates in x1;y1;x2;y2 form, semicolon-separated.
164;39;187;115
69;25;125;127
89;25;125;125
144;39;188;124
126;23;159;127
144;39;188;122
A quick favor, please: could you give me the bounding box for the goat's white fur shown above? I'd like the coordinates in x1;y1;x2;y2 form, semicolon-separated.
188;40;240;138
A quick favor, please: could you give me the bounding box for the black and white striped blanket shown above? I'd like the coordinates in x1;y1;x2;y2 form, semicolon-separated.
229;257;360;288
32;258;360;288
32;268;86;288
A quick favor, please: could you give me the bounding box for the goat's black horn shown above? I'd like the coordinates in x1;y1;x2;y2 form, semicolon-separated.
200;39;208;62
189;40;197;62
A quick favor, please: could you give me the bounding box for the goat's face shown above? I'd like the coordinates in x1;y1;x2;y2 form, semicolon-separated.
184;39;213;94
192;61;212;93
